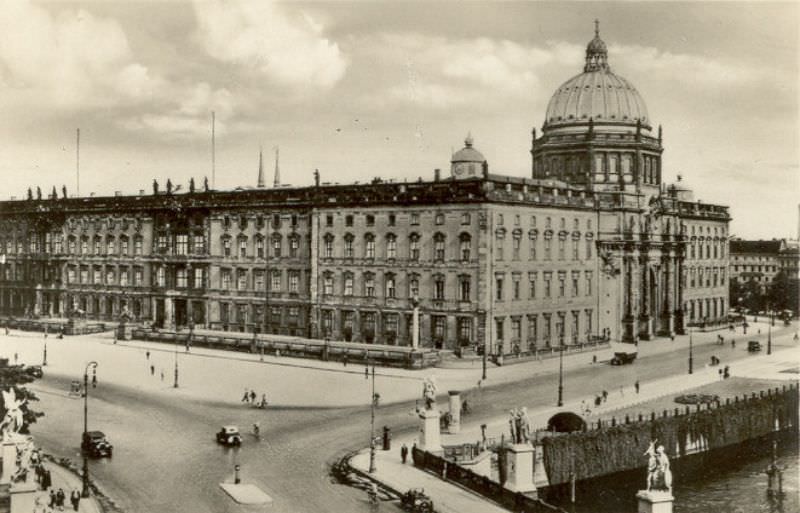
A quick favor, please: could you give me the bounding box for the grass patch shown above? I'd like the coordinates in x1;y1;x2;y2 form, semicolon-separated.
595;377;789;423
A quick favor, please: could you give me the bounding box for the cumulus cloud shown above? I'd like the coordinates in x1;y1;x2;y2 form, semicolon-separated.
0;0;161;109
193;0;347;92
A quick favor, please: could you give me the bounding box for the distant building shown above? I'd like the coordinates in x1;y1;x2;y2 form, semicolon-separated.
729;239;786;289
0;25;730;351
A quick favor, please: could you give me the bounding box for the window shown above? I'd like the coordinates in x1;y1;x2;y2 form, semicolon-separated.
515;215;521;226
323;273;333;295
556;313;565;345
80;267;88;284
586;238;593;259
194;268;204;289
287;271;299;293
559;273;566;297
460;234;471;261
572;239;579;261
192;234;205;255
156;267;166;287
289;236;299;258
254;270;264;291
558;237;565;260
458;318;472;342
435;213;444;225
433;316;446;339
544;234;552;260
496;276;504;301
544;273;552;298
345;215;353;227
388;214;396;226
69;237;76;254
498;214;504;226
239;237;248;258
495;318;504;341
385;274;396;298
585;271;593;296
270;271;281;292
459;275;470;301
222;237;231;257
434;275;445;300
106;237;115;255
272;235;282;257
177;268;188;288
461;213;471;225
119;236;128;256
119;267;129;286
156;235;168;254
528;316;538;344
496;231;504;260
134;267;143;286
134;236;143;255
237;269;247;290
344;273;354;296
572;311;580;343
434;233;445;261
585;309;593;337
410;213;419;225
409;234;420;261
529;274;536;298
512;232;521;260
221;269;231;289
344;234;354;258
171;234;186;256
409;275;419;298
365;273;375;297
256;237;264;258
325;215;333;227
529;232;537;260
365;234;375;259
572;273;579;297
93;266;102;284
386;234;397;259
366;214;375;226
323;234;334;258
512;318;521;341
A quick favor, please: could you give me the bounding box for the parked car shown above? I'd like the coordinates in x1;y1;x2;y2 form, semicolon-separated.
82;431;113;458
24;365;43;378
400;488;433;513
747;340;762;352
610;352;637;365
216;425;242;446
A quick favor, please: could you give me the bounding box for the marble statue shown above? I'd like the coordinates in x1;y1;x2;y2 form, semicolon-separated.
422;377;437;410
0;388;27;440
644;441;672;492
509;407;532;444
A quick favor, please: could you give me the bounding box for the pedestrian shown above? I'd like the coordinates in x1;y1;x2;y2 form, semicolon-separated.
250;390;257;403
48;490;55;508
42;469;52;490
400;443;408;464
365;366;369;379
670;334;675;341
146;350;150;360
718;368;723;380
56;488;65;510
592;354;597;364
13;352;18;364
602;389;608;402
70;490;81;511
260;394;268;408
342;354;348;367
635;380;640;394
160;370;164;381
794;332;799;342
241;389;250;403
724;365;730;379
731;339;736;348
150;364;155;376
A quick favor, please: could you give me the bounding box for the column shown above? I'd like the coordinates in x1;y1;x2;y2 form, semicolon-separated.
674;251;685;335
447;391;461;434
622;250;638;344
639;251;652;340
412;305;420;349
658;253;674;336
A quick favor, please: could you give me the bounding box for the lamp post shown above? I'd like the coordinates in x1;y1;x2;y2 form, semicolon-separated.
557;340;564;407
688;327;694;374
767;312;772;356
368;361;377;473
82;361;98;498
174;335;179;388
42;339;47;366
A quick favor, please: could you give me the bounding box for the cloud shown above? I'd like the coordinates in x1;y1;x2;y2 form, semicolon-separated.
193;0;347;92
0;0;161;109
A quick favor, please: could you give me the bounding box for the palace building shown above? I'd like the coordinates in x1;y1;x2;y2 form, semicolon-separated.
0;26;730;353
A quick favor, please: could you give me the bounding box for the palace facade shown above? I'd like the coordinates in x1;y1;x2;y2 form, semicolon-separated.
0;26;730;353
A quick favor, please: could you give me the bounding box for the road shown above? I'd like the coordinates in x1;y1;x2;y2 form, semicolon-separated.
5;323;796;513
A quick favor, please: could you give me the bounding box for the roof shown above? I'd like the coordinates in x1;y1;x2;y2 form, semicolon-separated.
730;240;785;255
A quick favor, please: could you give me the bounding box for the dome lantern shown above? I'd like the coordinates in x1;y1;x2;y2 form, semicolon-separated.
584;19;609;72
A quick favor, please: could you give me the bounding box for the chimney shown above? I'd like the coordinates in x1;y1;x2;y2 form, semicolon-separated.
434;169;441;181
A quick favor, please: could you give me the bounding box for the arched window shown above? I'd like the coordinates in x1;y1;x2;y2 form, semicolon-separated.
271;234;282;257
221;236;232;257
409;274;420;298
385;273;396;298
289;235;299;258
119;235;129;256
343;233;354;258
364;233;375;259
386;233;397;259
255;235;265;258
364;272;375;297
323;234;334;258
409;233;420;261
433;274;445;300
433;233;446;261
343;272;354;296
323;272;334;296
459;233;471;261
106;236;115;255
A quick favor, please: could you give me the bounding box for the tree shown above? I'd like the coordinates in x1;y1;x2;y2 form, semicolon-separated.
0;361;44;434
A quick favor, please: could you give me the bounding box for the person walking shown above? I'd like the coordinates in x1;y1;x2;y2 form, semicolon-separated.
150;364;155;376
365;366;369;379
635;380;640;394
48;490;55;508
56;488;65;511
400;443;408;464
160;370;164;381
42;469;52;490
249;390;257;404
342;354;348;367
70;490;81;511
146;350;150;360
13;352;18;364
241;389;250;403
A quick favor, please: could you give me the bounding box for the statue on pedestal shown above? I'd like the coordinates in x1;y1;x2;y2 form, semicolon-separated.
509;407;532;444
644;441;672;492
0;388;27;441
422;377;437;411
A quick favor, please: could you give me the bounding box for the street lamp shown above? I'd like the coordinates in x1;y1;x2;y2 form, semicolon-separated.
42;338;47;367
688;327;694;375
81;361;98;498
557;340;564;407
768;314;772;356
174;337;179;388
368;361;377;473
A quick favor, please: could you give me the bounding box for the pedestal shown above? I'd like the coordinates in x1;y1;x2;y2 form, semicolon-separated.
0;442;16;484
636;490;674;513
505;444;537;494
418;409;441;453
117;323;133;341
9;482;37;513
448;391;461;434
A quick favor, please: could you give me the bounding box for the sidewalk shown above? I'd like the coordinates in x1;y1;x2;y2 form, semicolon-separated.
349;342;799;512
32;460;102;513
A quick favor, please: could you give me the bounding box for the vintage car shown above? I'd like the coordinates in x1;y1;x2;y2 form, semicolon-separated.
747;340;762;352
400;488;433;513
216;425;242;446
23;365;43;378
82;431;113;458
610;352;637;365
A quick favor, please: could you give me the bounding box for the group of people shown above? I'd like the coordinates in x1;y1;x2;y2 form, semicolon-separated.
31;454;82;512
241;389;269;409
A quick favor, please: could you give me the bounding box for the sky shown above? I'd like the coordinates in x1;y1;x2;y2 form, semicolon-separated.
0;1;797;240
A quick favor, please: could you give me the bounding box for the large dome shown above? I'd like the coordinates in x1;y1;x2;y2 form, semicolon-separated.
544;23;649;130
